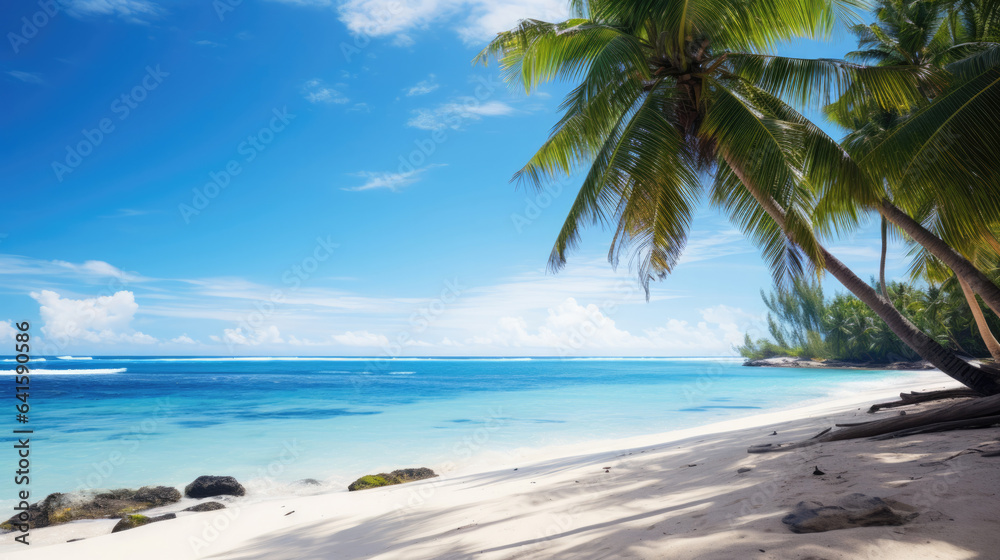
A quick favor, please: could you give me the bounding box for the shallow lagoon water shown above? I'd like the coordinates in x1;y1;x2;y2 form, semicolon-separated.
1;356;917;508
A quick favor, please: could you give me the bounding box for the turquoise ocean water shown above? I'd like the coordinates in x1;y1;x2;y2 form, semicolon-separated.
0;356;918;509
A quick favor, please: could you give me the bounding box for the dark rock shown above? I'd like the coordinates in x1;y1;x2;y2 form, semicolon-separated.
133;486;182;506
782;493;918;533
737;467;753;474
111;513;176;533
184;476;246;499
813;466;826;476
389;468;437;483
347;468;437;491
1;487;182;531
182;502;226;512
294;478;322;486
67;538;85;542
348;473;398;491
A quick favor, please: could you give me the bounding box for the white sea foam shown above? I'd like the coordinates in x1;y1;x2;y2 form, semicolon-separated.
2;368;126;374
389;371;416;375
1;358;45;362
57;356;93;360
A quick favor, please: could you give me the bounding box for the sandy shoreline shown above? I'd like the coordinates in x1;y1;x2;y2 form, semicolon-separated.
3;369;999;559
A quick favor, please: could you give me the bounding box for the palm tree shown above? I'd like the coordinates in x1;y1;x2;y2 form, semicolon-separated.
825;0;1000;315
477;0;1000;393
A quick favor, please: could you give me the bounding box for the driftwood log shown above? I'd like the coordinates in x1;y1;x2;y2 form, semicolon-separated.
748;392;1000;453
868;389;980;413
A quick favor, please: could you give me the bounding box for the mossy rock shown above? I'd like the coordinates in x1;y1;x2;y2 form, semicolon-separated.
347;468;437;491
348;474;399;491
111;513;176;534
112;514;151;533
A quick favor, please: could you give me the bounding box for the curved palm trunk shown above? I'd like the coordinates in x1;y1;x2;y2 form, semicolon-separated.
958;276;1000;361
879;216;890;301
723;155;1000;395
878;200;1000;318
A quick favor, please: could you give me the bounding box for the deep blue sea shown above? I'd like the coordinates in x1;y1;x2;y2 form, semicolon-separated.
0;356;918;509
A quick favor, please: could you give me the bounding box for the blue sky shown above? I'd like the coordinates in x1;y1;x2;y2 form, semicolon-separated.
1;0;905;356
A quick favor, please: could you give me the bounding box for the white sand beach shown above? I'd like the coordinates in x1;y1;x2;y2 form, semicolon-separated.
4;370;999;560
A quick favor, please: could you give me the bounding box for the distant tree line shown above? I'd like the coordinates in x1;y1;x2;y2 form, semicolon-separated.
737;279;1000;363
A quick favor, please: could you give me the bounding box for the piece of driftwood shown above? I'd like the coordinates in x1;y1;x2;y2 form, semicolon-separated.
749;393;1000;453
868;414;1000;440
868;389;980;413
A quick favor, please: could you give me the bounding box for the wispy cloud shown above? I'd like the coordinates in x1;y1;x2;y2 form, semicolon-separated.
406;74;439;96
333;0;570;45
344;164;444;192
194;39;221;47
408;98;514;130
302;79;349;104
7;71;43;84
65;0;163;24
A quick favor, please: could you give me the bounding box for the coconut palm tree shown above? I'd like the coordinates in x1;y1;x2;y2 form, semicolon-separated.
477;0;1000;393
824;0;1000;315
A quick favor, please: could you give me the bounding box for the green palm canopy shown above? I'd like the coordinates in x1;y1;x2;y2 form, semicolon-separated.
477;0;1000;394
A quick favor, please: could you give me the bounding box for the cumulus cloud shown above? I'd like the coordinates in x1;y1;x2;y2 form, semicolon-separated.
0;321;16;342
335;0;570;45
332;330;389;346
407;98;514;130
214;325;284;346
473;298;759;355
30;290;157;345
169;334;198;344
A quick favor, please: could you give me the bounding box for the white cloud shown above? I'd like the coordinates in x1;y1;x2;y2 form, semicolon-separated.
332;330;389;346
8;71;43;84
30;290;157;345
65;0;162;23
169;334;198;344
406;75;439;96
194;39;220;47
0;255;144;282
344;164;443;192
215;325;284;346
303;79;349;104
334;0;570;45
408;98;514;130
0;321;15;342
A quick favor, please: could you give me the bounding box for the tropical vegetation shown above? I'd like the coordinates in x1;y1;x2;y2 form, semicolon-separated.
737;278;1000;362
477;0;1000;394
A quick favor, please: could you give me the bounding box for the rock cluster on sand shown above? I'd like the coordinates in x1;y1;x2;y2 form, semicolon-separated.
184;475;246;498
347;468;438;491
782;493;918;533
183;502;227;512
111;513;177;533
0;486;181;531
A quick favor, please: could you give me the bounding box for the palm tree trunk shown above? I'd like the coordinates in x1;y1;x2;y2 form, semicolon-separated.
958;275;1000;361
723;155;1000;395
880;216;890;301
878;199;1000;318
